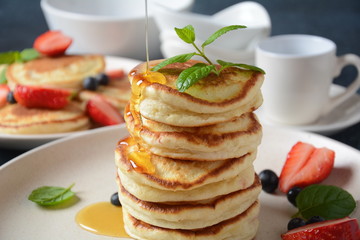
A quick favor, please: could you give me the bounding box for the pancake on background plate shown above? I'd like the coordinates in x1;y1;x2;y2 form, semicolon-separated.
0;102;89;134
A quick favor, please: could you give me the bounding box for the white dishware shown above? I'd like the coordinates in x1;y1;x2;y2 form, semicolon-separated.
1;124;359;239
256;84;360;135
0;56;140;150
40;0;194;60
153;1;270;62
256;34;360;125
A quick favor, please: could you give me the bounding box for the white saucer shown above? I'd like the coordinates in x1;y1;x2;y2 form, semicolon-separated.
257;84;360;135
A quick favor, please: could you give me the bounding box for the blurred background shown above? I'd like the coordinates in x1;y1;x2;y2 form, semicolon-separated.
0;0;359;156
1;0;359;89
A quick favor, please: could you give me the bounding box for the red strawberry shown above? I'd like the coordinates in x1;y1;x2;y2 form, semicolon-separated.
279;141;335;193
86;95;124;126
281;217;360;240
106;69;125;80
33;31;72;56
14;85;72;109
0;84;10;108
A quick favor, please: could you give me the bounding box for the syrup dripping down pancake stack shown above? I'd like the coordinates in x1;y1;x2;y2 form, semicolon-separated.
115;59;264;240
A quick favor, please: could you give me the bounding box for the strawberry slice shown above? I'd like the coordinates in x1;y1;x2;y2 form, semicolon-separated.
14;85;72;109
0;84;10;108
33;31;72;56
86;95;124;126
279;141;335;193
281;217;360;240
106;69;125;80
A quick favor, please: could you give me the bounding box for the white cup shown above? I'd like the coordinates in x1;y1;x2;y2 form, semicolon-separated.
256;34;360;125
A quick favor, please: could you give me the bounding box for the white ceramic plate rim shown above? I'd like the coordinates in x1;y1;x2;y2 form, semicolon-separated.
0;56;140;149
0;124;359;239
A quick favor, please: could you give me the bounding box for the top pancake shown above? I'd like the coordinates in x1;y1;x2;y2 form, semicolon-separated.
130;60;263;127
6;55;105;90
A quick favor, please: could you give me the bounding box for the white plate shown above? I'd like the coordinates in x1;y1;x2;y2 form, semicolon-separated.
257;84;360;135
0;56;140;150
0;124;359;239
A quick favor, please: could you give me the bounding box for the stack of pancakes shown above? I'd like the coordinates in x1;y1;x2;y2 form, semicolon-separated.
115;59;264;240
0;55;130;134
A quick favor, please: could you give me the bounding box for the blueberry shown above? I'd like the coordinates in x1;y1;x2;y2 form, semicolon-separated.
83;76;98;90
110;192;121;206
259;169;279;193
6;91;17;104
287;218;306;230
306;216;325;225
95;73;109;85
287;186;302;206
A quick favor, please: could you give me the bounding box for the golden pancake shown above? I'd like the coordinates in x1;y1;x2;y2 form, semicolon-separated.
118;175;261;229
115;139;256;191
0;103;90;134
118;167;255;202
123;201;259;240
129;59;264;127
125;104;262;160
6;55;105;90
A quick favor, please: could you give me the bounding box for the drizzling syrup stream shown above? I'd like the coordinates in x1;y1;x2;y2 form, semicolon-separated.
76;0;166;237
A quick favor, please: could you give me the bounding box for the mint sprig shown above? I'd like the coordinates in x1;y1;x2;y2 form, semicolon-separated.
0;48;39;64
0;48;40;83
293;184;356;220
151;25;265;92
28;183;76;206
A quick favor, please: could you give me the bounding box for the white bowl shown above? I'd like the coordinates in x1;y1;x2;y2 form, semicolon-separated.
40;0;194;60
153;1;271;51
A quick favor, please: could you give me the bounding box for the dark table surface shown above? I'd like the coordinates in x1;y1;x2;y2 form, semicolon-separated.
0;0;359;166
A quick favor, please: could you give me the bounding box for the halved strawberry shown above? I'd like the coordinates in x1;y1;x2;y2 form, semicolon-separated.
86;95;124;126
279;141;335;193
281;217;360;240
0;84;10;108
106;69;125;80
14;85;72;109
33;31;72;56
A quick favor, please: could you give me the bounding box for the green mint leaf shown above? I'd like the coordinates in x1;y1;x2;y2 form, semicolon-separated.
0;51;21;64
295;184;356;220
151;53;196;72
217;60;265;74
28;183;75;206
176;63;215;92
175;25;196;44
20;48;40;62
201;25;246;48
0;66;7;84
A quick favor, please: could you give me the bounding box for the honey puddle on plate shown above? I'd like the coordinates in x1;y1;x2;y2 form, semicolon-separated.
75;202;129;238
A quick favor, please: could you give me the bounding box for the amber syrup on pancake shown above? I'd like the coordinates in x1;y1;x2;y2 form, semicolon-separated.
120;0;166;174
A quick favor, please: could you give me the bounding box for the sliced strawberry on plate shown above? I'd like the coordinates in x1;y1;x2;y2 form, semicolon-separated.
279;141;335;193
86;95;124;126
106;69;125;80
33;30;72;56
281;217;360;240
0;84;10;108
14;85;72;109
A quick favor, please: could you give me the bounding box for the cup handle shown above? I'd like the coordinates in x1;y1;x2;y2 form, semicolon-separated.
323;54;360;115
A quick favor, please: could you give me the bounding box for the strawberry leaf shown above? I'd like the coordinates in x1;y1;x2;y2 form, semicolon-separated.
201;25;246;48
175;25;196;44
151;53;196;72
294;185;356;220
176;63;215;92
217;59;265;74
